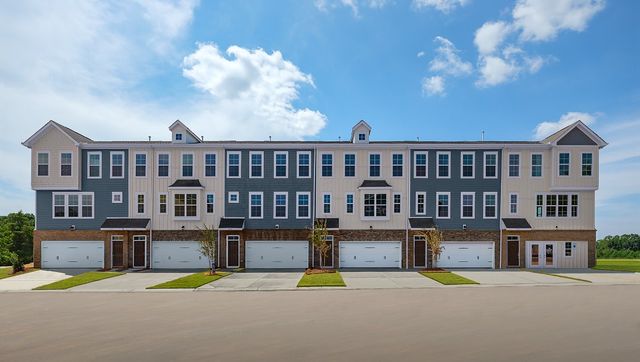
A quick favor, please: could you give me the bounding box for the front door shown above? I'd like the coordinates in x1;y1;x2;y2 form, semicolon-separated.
320;237;333;268
414;238;426;268
227;236;239;268
133;235;146;268
528;242;555;268
112;236;124;268
507;240;519;267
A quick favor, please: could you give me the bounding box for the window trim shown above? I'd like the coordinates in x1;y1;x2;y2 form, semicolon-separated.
249;151;264;179
361;192;389;220
60;151;73;177
393;192;402;214
296;191;311;219
36;151;50;177
175;133;183;141
205;193;215;214
180;152;195;178
483;192;498;219
531;153;543;178
158;193;168;214
135;192;145;215
345;192;355;214
460;151;475;179
87;151;102;179
581;152;593;177
322;192;332;215
134;152;147;178
320;152;334;178
111;191;123;204
228;191;239;204
436;151;451;179
109;151;124;179
157;152;170;178
204;152;217;178
534;192;579;218
51;192;95;219
507;152;521;178
343;152;356;178
273;191;288;219
509;192;518;215
564;242;573;257
435;192;451;219
368;152;381;178
227;151;242;178
297;151;312;179
391;153;404;178
414;151;428;178
483;151;498;179
558;151;571;177
415;191;427;216
248;191;264;219
460;192;475;219
173;192;199;220
273;151;289;179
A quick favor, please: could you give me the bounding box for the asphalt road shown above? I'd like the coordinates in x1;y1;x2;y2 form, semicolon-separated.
2;285;640;362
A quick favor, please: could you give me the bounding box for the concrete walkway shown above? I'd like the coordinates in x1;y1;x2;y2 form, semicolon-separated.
341;271;441;289
0;269;89;291
71;271;191;292
199;271;304;291
547;269;640;284
454;270;580;285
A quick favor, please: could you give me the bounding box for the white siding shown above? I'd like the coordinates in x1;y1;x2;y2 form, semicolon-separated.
31;127;80;190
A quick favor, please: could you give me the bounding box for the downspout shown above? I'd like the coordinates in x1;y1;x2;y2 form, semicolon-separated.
150;142;155;270
498;147;502;269
312;146;317;269
405;146;410;270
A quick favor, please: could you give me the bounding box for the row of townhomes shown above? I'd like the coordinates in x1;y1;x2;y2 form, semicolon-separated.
23;119;606;270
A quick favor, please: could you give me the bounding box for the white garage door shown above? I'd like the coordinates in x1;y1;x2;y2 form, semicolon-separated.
340;242;401;268
41;241;104;269
246;241;309;269
439;242;494;268
152;241;209;269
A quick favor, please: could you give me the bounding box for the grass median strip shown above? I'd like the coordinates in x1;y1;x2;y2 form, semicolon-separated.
531;270;591;283
34;271;123;290
420;271;478;285
297;271;346;287
147;271;231;289
0;267;37;280
593;259;640;272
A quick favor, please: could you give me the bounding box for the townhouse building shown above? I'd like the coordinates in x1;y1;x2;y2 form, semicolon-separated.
22;119;606;270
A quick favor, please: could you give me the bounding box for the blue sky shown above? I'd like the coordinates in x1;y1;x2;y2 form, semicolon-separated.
0;0;638;237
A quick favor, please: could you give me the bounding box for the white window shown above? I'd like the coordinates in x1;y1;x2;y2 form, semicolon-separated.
111;192;122;204
392;153;403;177
182;153;194;178
363;193;387;218
175;133;182;141
565;242;573;257
559;152;570;176
249;192;263;219
136;193;145;214
228;191;239;204
227;151;241;178
414;151;428;178
345;193;354;214
296;192;310;219
158;193;167;214
436;152;450;178
509;193;518;215
537;193;579;218
416;192;426;215
204;153;216;177
322;193;332;214
581;153;593;176
157;153;169;177
274;192;288;219
393;193;401;214
531;153;543;177
461;192;474;219
358;133;365;141
87;151;101;179
206;193;215;214
60;152;72;177
369;153;381;177
135;153;146;177
436;192;450;219
321;153;333;177
297;151;311;178
250;151;263;178
484;152;498;179
508;153;520;177
52;192;94;219
461;152;474;178
274;151;288;178
110;152;124;179
37;152;49;176
483;192;497;219
174;193;198;218
344;153;356;177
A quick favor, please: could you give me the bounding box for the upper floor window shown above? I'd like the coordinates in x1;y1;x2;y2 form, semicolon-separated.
87;152;101;179
508;154;520;177
249;192;263;218
136;193;145;214
206;193;215;214
228;191;239;204
157;153;169;177
297;151;311;178
205;153;216;177
393;193;401;214
175;133;182;141
461;152;474;178
414;152;427;178
110;152;124;179
531;153;542;177
358;133;366;141
509;193;518;214
135;153;146;177
274;192;288;219
227;152;241;178
484;152;497;179
274;152;288;178
437;152;450;178
416;192;426;215
392;154;403;177
369;153;381;177
461;192;474;219
296;192;310;219
558;152;570;176
344;153;356;177
53;192;93;219
159;194;167;214
321;153;333;177
483;192;497;219
436;192;450;219
581;153;593;176
37;152;49;176
364;193;386;218
323;193;331;214
60;152;72;177
174;193;197;218
346;193;354;214
182;153;194;177
250;152;263;178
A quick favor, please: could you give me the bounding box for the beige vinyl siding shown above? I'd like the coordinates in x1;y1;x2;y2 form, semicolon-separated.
550;145;599;189
31;127;80;190
555;241;588;268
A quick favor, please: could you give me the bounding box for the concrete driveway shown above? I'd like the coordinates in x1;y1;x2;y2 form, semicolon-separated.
199;271;303;291
454;270;580;285
71;270;192;292
547;269;640;284
341;271;441;289
0;269;90;291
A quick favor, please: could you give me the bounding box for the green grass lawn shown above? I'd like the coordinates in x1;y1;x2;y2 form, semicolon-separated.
34;271;123;290
594;259;640;272
147;271;231;289
0;266;37;280
420;271;479;285
297;271;346;287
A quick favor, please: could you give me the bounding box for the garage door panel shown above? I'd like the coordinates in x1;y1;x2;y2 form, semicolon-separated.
246;241;309;269
153;241;209;269
41;241;104;269
439;242;494;268
340;242;401;268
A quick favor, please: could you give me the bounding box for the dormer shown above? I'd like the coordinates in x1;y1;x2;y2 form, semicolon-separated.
351;120;372;144
169;120;202;144
541;120;607;148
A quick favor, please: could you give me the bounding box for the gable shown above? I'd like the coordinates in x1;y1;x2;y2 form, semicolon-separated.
557;128;597;146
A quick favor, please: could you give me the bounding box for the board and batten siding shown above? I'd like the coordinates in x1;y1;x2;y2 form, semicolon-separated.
30;126;81;190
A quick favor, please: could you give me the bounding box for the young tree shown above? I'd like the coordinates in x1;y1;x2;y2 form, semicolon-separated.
0;212;35;272
417;229;444;269
309;219;330;270
197;224;217;275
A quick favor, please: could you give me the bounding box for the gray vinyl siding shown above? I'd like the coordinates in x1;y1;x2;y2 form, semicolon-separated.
557;128;597;145
35;150;129;230
225;149;314;229
410;149;501;230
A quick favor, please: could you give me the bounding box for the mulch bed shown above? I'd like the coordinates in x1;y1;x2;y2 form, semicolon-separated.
305;268;337;275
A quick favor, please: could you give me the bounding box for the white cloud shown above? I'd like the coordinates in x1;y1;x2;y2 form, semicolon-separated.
474;21;512;55
417;51;425;58
422;75;445;96
137;0;200;54
429;36;473;76
412;0;469;13
314;0;389;16
532;111;597;139
513;0;606;42
476;55;520;87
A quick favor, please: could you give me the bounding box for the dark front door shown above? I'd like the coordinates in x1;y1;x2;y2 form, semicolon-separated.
227;238;239;268
133;237;146;268
414;239;426;268
321;239;333;268
508;240;519;267
112;240;124;268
